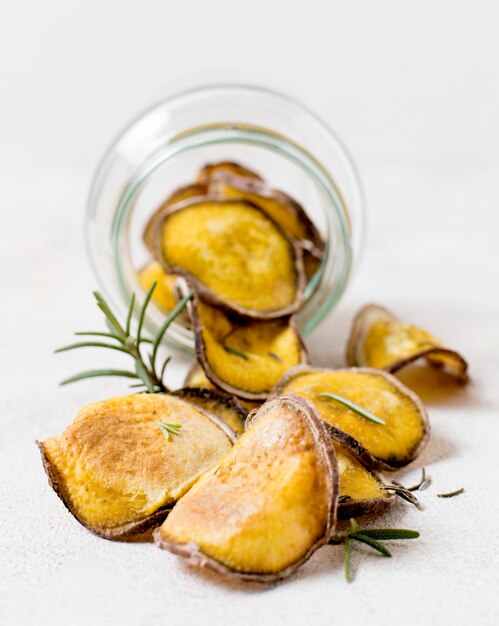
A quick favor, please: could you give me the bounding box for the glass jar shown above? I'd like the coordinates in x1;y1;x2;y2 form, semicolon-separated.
86;83;365;353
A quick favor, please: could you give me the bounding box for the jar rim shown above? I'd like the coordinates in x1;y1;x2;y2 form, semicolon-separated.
85;83;366;352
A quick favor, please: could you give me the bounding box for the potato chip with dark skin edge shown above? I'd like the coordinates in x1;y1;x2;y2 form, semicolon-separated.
334;443;396;520
37;394;235;540
154;394;339;582
346;304;469;382
185;291;308;401
143;184;207;255
271;366;429;471
149;197;305;319
196;161;263;186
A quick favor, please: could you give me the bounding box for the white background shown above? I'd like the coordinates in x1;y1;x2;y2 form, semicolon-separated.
1;2;498;625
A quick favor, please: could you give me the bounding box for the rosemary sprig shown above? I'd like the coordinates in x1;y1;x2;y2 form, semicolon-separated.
157;422;182;441
55;283;193;393
437;487;465;498
381;481;423;510
319;392;386;426
268;351;281;362
224;345;249;360
331;519;420;583
60;369;140;386
407;467;432;492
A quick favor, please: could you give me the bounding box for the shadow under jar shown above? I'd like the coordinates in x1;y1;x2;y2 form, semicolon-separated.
86;84;366;353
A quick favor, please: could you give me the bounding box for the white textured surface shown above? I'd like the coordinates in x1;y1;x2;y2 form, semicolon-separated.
1;160;498;625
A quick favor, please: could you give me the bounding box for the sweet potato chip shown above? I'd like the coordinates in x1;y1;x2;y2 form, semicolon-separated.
138;262;180;312
154;394;338;581
346;304;468;382
143;184;207;253
196;161;263;185
37;394;235;540
173;387;246;436
184;362;217;390
209;172;324;258
150;198;304;318
335;443;395;519
188;295;308;400
272;366;429;470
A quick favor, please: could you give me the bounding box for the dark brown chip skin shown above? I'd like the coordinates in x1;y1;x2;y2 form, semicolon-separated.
196;161;264;186
172;386;247;433
337;471;397;520
154;393;339;582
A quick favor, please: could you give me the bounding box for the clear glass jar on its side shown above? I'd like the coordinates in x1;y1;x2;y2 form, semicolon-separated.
86;84;366;352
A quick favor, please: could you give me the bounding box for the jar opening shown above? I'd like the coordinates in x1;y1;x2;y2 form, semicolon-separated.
86;85;364;353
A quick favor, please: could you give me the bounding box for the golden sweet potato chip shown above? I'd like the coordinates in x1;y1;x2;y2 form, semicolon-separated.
335;443;395;519
184;362;217;390
272;366;429;470
143;184;207;253
150;198;304;318
189;295;308;400
209;172;324;259
173;387;246;436
37;394;235;540
196;161;263;185
346;304;468;382
138;262;180;312
155;394;338;581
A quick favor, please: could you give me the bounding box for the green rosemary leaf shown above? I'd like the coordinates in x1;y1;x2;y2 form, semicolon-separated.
136;281;157;345
319;392;386;426
54;341;130;354
74;331;123;341
349;517;359;534
224;345;249;360
350;534;392;557
135;360;155;393
150;290;194;369
344;537;352;583
93;291;126;340
268;351;281;362
157;422;182;442
437;488;465;498
125;292;136;337
160;356;172;384
60;369;139;386
355;529;420;540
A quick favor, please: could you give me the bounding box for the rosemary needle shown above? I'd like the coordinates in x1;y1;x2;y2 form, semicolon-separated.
437;488;465;498
331;519;420;583
224;345;249;360
56;283;194;393
157;423;182;442
319;392;386;425
408;467;432;492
